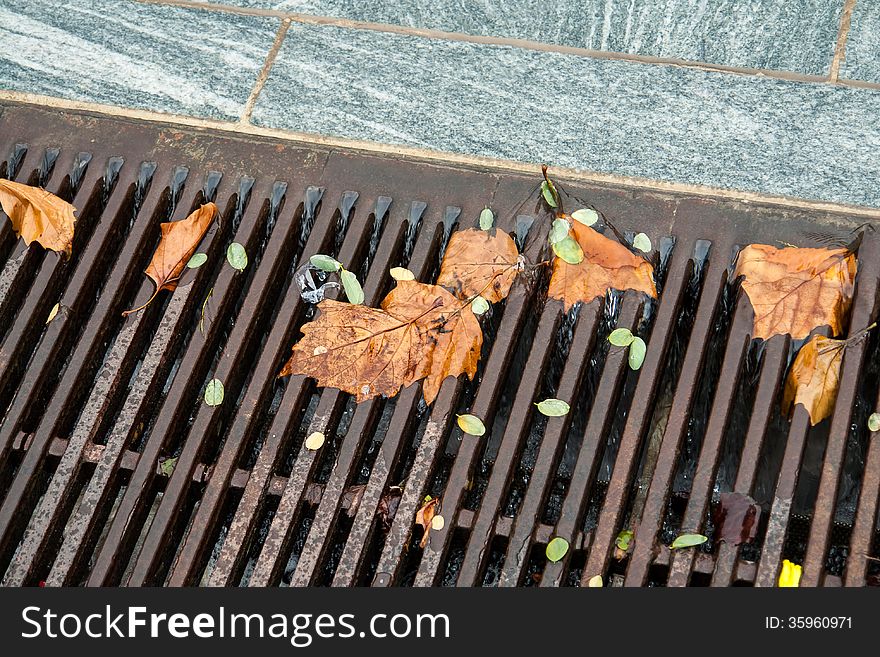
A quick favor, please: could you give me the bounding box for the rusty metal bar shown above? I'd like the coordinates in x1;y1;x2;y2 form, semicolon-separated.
582;241;693;584
801;237;880;586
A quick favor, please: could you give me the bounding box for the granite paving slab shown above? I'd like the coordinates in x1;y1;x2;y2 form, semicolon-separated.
252;23;880;208
209;0;844;76
0;0;279;120
840;0;880;84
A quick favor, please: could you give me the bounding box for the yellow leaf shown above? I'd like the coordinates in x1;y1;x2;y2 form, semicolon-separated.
0;178;77;256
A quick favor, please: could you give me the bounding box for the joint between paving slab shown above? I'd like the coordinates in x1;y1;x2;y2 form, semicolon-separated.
137;0;880;90
240;17;291;125
3;91;880;222
829;0;858;82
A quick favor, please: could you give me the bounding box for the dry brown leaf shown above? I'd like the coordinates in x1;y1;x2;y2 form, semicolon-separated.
782;334;845;426
415;497;440;549
436;228;521;302
123;203;217;316
547;221;656;310
734;244;857;340
0;178;77;256
279;280;482;404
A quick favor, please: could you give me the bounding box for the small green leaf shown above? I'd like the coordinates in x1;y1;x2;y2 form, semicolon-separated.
628;336;647;370
536;398;570;417
158;456;178;477
632;232;652;253
670;533;708;549
541;180;558;208
549;218;570;245
552;236;584;265
471;296;490;315
187;252;208;269
457;413;486;436
869;413;880;432
389;266;415;281
571;208;599;226
587;574;603;587
310;254;342;272
616;529;634;552
479;207;494;231
204;378;224;407
340;269;364;305
46;302;60;324
226;242;248;272
546;536;569;562
608;328;634;347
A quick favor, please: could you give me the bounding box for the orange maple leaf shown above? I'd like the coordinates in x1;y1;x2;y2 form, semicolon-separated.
0;178;77;257
547;221;656;310
279;280;482;404
436;228;521;302
734;244;857;340
123;203;217;316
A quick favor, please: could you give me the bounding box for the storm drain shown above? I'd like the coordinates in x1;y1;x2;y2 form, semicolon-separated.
0;102;878;587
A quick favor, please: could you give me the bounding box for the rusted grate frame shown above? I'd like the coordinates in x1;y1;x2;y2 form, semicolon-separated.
1;103;879;587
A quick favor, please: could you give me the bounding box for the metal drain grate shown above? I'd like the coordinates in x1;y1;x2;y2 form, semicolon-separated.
0;102;878;587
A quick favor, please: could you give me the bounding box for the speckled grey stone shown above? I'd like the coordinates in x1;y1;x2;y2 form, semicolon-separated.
211;0;843;75
0;0;279;120
252;23;880;207
840;1;880;83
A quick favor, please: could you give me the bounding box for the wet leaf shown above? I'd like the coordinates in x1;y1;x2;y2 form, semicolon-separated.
536;398;570;417
541;180;558;208
431;515;445;530
548;221;657;311
628;336;647;370
340;269;364;305
377;486;403;529
343;484;366;517
204;378;224;407
549;218;570;245
571;208;599;227
552;236;584;265
123;203;217;315
226;242;248;272
457;413;486;436
632;232;652;253
608;327;634;347
587;574;604;587
614;529;634;560
546;537;569;562
479;207;494;231
781;334;845;426
0;178;77;256
279;280;482;404
436;228;520;303
869;412;880;433
713;492;760;546
778;559;802;587
389;266;415;281
670;533;708;549
471;296;490;315
157;456;178;477
46;302;59;324
734;244;857;340
310;254;341;272
416;497;440;548
187;252;208;269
